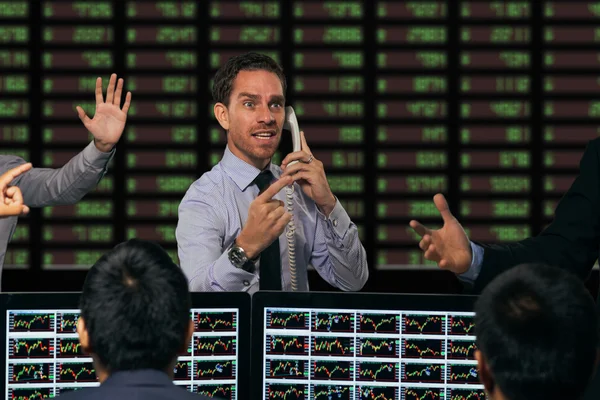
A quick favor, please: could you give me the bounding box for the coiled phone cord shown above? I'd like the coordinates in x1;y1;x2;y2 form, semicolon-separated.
285;184;298;291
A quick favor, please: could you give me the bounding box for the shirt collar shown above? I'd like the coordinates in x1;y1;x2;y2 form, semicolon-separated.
220;145;279;191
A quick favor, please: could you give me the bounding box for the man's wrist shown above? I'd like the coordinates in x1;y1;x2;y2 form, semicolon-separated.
235;236;258;260
94;139;115;153
317;193;337;216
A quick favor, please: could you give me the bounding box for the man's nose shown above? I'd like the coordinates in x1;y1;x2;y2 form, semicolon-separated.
257;107;275;124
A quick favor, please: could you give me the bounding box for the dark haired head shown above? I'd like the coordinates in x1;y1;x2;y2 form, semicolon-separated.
211;52;286;107
474;263;599;400
78;239;192;377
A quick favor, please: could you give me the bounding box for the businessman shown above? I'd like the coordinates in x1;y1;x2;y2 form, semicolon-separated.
56;239;209;400
176;52;368;292
0;74;131;287
410;138;600;399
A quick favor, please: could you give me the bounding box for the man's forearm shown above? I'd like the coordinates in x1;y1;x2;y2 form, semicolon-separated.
14;141;113;207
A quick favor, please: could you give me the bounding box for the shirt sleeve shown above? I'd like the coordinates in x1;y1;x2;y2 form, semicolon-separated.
456;241;484;285
9;141;113;207
176;187;258;292
309;197;369;291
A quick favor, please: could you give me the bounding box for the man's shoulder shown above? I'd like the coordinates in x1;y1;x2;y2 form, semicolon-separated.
181;164;228;202
588;137;600;150
51;387;98;400
53;384;211;400
578;137;600;167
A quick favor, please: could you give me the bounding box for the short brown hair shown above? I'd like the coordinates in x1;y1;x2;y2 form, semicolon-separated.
211;52;287;106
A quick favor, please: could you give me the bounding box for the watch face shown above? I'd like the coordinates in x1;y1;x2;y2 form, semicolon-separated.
229;246;247;266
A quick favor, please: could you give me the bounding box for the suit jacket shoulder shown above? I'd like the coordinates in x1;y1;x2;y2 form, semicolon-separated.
54;370;212;400
473;137;600;294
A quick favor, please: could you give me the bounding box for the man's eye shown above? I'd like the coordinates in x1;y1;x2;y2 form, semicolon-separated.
271;103;282;108
244;102;254;107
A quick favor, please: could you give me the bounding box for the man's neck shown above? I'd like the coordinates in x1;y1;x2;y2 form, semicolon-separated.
226;143;270;170
485;388;507;400
94;363;110;384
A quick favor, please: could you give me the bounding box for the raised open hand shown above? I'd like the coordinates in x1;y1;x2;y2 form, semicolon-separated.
76;73;132;153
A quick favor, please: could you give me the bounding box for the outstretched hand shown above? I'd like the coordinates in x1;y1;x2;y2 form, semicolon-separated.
0;163;32;217
409;193;472;274
76;73;132;153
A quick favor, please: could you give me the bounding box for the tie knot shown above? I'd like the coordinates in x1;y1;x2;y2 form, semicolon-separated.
253;170;274;192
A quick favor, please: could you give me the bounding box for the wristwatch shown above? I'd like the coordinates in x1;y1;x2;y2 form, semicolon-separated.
228;241;256;272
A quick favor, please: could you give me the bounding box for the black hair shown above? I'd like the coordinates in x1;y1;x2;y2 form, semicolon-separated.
80;239;191;372
474;263;599;400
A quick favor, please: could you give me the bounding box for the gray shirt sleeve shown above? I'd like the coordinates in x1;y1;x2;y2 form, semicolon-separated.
5;141;114;207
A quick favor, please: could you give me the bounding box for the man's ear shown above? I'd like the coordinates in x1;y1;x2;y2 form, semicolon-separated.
214;102;229;131
180;319;195;354
76;317;91;355
475;349;495;395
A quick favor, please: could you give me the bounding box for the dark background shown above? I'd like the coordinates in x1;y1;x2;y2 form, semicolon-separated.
1;1;598;299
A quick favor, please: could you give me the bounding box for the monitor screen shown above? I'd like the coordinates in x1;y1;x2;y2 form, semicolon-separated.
252;292;483;400
1;292;250;400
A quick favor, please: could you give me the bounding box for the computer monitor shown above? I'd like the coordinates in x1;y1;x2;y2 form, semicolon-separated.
1;292;251;400
251;291;484;400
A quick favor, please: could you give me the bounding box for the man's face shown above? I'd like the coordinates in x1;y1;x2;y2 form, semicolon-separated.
217;69;286;169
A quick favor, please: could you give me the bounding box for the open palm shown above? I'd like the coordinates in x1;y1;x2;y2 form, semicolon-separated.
76;74;132;152
409;194;472;274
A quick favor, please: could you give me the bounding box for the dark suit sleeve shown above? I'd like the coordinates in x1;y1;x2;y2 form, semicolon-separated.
472;139;600;293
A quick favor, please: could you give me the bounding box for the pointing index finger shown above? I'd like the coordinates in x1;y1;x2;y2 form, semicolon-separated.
256;176;292;203
409;220;432;237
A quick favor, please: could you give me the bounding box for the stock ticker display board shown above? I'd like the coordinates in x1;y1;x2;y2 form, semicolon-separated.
1;1;598;276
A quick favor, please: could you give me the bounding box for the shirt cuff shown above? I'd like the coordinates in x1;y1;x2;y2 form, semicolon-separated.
82;140;115;169
456;241;484;284
317;196;351;239
208;253;259;292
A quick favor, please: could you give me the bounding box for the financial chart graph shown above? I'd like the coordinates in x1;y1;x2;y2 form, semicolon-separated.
262;307;482;399
5;308;240;399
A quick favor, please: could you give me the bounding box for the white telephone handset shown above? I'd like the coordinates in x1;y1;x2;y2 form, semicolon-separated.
282;106;301;291
283;106;302;160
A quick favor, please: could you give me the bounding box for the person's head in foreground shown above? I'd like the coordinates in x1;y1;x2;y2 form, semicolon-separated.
212;52;287;170
75;239;194;391
474;263;599;400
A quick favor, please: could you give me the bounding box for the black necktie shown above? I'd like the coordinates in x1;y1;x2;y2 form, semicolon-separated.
253;170;282;290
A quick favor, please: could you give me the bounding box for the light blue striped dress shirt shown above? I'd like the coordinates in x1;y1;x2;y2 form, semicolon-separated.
176;146;369;293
